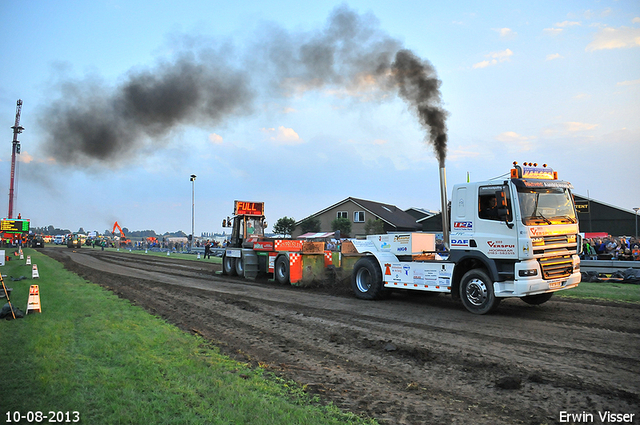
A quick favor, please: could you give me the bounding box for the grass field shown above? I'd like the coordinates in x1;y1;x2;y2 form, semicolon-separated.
0;248;375;425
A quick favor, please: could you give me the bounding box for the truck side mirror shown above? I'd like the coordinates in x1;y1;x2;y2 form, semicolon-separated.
496;190;514;228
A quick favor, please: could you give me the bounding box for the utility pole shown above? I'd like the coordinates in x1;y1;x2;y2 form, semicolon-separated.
8;100;23;219
634;207;639;241
190;174;196;252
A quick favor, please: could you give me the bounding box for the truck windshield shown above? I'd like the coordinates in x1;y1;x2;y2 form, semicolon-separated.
517;187;577;225
244;217;265;237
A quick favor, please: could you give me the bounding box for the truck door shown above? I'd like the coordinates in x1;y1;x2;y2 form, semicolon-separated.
475;185;518;260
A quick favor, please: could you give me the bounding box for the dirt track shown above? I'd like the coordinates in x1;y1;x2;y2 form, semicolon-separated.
43;248;639;425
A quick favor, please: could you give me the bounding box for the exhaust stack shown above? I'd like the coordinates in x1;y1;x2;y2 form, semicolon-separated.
439;163;449;250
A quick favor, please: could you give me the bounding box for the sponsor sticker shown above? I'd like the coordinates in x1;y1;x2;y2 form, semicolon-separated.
454;221;473;231
451;238;469;247
486;240;516;256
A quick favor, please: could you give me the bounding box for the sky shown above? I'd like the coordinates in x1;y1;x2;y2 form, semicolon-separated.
0;0;638;236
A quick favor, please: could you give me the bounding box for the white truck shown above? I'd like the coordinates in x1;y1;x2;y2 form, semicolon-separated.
350;162;581;314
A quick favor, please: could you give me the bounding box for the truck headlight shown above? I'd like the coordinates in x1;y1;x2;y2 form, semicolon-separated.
519;269;538;277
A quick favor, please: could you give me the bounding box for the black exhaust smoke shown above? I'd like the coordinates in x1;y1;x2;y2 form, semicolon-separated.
38;5;448;170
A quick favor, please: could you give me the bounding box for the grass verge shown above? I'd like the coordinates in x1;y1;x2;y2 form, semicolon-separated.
0;248;375;425
47;244;222;264
556;280;640;303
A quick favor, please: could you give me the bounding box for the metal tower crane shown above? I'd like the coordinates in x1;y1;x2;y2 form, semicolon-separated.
8;99;23;219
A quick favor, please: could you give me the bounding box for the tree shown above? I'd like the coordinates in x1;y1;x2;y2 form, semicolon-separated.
364;218;385;235
331;217;351;238
273;217;296;237
299;216;321;234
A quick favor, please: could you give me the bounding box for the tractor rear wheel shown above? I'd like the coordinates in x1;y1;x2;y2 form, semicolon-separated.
351;257;385;300
275;255;290;285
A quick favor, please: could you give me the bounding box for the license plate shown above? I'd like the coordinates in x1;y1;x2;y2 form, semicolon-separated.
549;280;563;289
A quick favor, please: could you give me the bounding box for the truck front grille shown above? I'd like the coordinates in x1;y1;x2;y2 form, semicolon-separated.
532;234;578;256
539;255;573;279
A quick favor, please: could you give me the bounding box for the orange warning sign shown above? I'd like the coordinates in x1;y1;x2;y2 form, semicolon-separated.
26;285;41;314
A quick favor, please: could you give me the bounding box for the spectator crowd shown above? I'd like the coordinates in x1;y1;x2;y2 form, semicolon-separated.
582;236;640;261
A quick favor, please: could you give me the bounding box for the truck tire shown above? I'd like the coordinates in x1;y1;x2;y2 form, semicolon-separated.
351;257;385;300
521;292;554;305
275;255;290;285
223;255;237;276
459;269;501;314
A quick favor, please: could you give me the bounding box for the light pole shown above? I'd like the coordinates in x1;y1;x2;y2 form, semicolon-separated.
190;174;196;252
634;207;639;241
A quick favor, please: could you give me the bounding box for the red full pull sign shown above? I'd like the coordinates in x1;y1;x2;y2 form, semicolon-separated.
234;201;264;216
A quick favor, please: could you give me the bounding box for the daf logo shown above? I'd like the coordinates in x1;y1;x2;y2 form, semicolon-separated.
451;239;469;246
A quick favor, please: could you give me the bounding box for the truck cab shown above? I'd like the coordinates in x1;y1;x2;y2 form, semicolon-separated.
447;163;580;312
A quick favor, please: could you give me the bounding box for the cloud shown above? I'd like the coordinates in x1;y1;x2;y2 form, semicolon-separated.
472;60;491;69
616;78;640;86
208;133;223;144
447;147;480;161
556;21;581;28
564;122;598;132
495;131;533;142
494;28;516;38
633;17;640;24
18;152;34;163
495;131;535;152
582;9;612;20
546;53;563;60
472;49;513;69
586;27;640;51
261;126;303;145
543;28;563;36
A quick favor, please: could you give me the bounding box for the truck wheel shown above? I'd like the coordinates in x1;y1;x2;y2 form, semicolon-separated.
521;293;554;305
351;257;385;300
235;256;244;277
275;255;290;285
459;269;501;314
223;255;237;276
